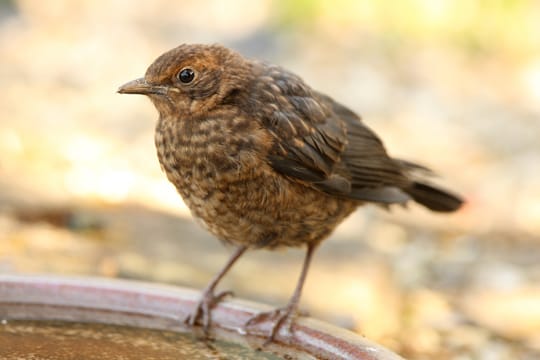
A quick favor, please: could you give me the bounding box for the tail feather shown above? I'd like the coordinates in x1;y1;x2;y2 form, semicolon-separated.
406;182;463;212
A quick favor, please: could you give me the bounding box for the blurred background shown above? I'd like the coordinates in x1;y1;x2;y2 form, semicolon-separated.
1;0;539;358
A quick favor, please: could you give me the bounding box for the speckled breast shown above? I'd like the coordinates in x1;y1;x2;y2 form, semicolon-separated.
154;111;358;249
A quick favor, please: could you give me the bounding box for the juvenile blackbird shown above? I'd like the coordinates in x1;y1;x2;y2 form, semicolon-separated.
118;44;463;343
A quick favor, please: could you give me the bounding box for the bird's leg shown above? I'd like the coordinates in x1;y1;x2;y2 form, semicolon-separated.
245;243;317;345
186;245;247;334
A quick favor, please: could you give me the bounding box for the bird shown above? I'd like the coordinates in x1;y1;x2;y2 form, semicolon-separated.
118;43;463;344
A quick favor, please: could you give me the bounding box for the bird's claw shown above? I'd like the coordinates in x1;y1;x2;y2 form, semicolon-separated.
244;306;297;346
185;289;234;334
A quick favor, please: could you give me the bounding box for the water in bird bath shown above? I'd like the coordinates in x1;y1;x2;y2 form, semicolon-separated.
0;320;285;360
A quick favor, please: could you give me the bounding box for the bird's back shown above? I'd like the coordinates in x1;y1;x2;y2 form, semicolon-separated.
246;62;463;212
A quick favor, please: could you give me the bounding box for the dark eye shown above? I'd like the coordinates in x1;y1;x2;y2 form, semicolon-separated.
177;68;195;83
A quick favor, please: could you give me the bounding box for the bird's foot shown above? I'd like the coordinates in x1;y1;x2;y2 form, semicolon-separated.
244;305;300;346
185;289;233;335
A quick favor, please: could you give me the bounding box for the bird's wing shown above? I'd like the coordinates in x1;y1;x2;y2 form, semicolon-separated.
259;66;411;204
329;96;411;195
266;105;353;195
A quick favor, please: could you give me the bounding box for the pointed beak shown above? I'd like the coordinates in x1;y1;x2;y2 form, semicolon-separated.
118;78;166;95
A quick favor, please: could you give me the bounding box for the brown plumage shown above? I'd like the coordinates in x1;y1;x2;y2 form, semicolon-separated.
118;43;463;343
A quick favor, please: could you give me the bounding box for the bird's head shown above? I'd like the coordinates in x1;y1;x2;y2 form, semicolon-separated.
118;44;252;117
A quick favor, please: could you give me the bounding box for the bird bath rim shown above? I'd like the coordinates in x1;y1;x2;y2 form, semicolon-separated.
0;274;403;360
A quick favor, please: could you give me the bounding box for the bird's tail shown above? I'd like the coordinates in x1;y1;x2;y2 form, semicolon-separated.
394;158;464;212
405;182;463;212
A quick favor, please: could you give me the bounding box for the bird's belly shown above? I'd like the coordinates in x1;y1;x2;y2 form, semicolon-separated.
171;162;357;248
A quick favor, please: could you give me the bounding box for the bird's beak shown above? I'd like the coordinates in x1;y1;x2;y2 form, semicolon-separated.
118;78;166;95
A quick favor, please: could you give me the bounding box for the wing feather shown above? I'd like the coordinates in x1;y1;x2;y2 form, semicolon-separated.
258;65;411;204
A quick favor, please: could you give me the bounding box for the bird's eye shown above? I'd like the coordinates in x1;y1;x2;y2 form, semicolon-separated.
177;68;195;83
